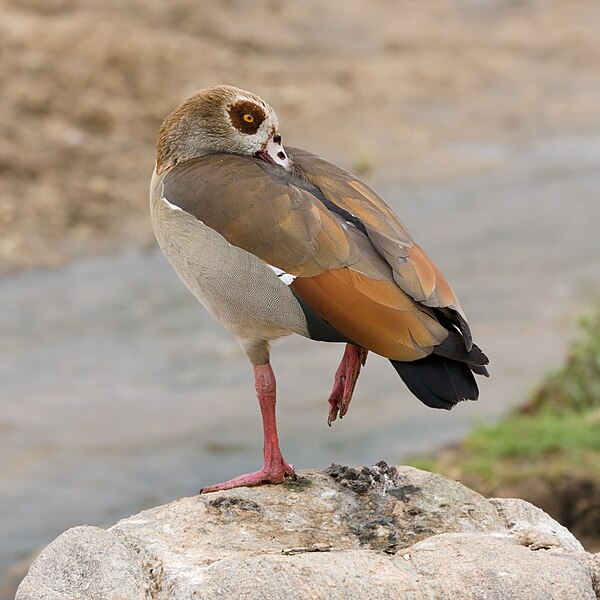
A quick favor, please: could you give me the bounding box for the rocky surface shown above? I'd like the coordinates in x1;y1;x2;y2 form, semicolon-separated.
15;464;600;599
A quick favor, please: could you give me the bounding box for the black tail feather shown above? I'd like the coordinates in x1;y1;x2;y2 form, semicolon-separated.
432;332;489;367
470;364;490;377
434;307;473;351
390;354;480;410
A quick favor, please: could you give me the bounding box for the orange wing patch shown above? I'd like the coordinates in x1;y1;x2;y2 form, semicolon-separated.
291;269;448;361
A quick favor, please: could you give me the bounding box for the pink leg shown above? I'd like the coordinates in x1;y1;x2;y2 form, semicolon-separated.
201;363;294;493
328;344;368;426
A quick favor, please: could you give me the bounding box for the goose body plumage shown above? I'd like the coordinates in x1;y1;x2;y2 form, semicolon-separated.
150;85;489;492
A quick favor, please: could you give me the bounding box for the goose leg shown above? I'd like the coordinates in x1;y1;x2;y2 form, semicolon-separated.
328;344;368;426
201;362;294;493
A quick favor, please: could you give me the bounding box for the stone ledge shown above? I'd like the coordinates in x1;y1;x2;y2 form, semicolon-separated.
15;464;600;600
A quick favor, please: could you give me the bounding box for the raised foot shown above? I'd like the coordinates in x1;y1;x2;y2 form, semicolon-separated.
328;345;368;426
200;459;295;493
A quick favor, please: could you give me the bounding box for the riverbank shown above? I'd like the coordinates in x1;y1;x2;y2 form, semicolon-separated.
2;0;600;271
2;133;600;584
409;308;600;551
3;0;600;589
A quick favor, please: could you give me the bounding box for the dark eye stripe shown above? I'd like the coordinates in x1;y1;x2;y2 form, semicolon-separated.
228;100;266;134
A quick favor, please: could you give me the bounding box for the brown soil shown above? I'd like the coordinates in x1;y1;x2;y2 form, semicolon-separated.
2;0;600;271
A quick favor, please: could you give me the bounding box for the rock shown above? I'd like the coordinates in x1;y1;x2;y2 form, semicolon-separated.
14;526;155;600
489;497;586;553
15;464;600;600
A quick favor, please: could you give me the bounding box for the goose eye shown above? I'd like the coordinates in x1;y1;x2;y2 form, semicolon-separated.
243;114;254;123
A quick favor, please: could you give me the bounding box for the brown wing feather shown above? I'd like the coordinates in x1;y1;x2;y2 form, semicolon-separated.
161;154;356;277
288;147;466;315
161;152;463;359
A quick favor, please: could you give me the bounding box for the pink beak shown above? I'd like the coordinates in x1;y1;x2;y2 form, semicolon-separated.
256;135;291;171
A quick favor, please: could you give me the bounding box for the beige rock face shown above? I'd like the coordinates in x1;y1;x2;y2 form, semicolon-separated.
15;464;600;600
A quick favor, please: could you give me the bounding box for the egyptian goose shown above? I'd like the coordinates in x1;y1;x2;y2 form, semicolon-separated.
150;85;488;492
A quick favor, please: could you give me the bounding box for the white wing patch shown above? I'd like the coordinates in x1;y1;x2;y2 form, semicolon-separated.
269;265;296;285
162;196;182;211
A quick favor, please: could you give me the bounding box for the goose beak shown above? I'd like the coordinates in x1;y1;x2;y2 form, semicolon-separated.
256;135;291;171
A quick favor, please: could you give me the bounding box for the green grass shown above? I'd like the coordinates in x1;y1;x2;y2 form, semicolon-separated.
406;306;600;485
458;409;600;483
407;457;438;473
524;310;600;414
465;410;600;460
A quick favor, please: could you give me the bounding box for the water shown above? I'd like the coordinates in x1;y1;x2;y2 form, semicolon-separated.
1;134;600;582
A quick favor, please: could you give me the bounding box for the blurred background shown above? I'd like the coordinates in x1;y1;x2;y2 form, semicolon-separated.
1;0;600;594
